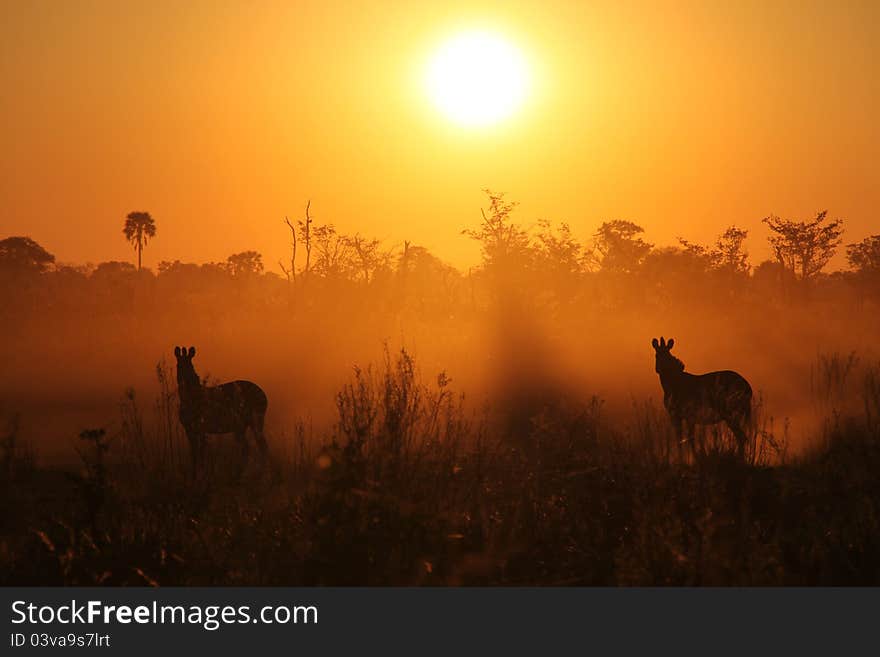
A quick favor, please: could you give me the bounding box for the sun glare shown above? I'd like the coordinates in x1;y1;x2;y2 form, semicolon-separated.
426;30;529;127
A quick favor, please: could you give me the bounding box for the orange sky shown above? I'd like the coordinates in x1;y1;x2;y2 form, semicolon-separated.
1;0;878;270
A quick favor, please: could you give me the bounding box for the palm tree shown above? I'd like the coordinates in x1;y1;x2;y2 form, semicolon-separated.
123;211;156;271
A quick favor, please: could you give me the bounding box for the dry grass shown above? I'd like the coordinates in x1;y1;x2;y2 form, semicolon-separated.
1;350;879;586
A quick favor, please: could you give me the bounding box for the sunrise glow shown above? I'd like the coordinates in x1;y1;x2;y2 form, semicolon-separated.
425;30;529;127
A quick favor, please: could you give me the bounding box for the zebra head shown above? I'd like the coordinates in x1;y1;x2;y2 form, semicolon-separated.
174;346;200;393
652;337;685;376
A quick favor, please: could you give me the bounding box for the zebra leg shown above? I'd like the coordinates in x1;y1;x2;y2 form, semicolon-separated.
252;412;268;458
235;429;249;471
685;419;699;462
728;418;748;461
185;427;201;476
725;401;751;461
671;415;686;463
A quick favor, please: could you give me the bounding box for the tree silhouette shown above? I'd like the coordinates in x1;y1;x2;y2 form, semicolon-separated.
589;220;653;273
676;225;750;276
92;260;137;281
763;211;843;282
122;211;156;271
463;190;531;271
714;226;750;274
312;225;354;279
226;251;264;277
676;237;716;267
534;219;583;276
348;233;386;284
280;201;313;284
0;236;55;275
847;235;880;274
847;235;880;302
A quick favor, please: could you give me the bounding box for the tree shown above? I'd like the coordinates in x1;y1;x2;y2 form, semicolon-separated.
847;235;880;274
763;211;843;282
588;220;653;273
158;260;199;277
312;224;355;279
642;246;716;306
676;237;717;269
397;243;458;282
396;244;462;312
280;201;313;283
123;211;156;271
534;219;583;276
92;261;137;280
348;233;387;284
226;251;264;277
462;190;531;271
0;236;55;275
846;235;880;303
714;225;750;274
676;225;750;275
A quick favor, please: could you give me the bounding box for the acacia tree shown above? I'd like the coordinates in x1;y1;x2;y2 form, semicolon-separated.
123;211;156;271
462;189;531;271
763;211;843;282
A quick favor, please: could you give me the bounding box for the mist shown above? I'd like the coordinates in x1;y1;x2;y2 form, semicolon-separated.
2;198;876;464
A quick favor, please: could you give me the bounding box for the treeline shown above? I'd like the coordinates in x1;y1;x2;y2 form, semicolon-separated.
2;191;880;322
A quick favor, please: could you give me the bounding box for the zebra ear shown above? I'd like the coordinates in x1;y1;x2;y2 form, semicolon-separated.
667;338;675;350
174;346;181;358
188;346;196;359
651;338;659;350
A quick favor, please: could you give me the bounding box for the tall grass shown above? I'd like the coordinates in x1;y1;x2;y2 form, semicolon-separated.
1;351;879;585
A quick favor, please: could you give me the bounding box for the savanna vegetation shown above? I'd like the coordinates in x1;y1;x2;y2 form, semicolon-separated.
1;191;879;585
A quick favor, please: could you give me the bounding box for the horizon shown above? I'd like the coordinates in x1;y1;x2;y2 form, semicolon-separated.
4;201;867;276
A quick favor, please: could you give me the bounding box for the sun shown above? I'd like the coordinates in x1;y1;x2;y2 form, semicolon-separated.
426;30;529;127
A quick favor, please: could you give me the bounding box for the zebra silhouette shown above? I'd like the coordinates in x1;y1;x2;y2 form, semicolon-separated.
174;346;268;471
652;337;752;459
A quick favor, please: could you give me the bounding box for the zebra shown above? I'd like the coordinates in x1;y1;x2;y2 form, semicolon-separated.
652;337;752;460
173;346;268;472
